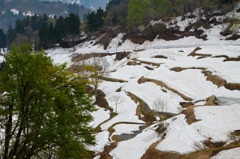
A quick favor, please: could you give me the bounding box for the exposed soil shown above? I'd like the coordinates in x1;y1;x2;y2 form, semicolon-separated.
99;142;118;159
127;61;141;66
115;51;131;61
188;47;212;58
182;106;200;125
71;53;114;62
204;140;226;149
127;91;176;123
133;59;161;67
170;67;206;72
100;76;127;83
205;95;218;106
71;51;131;63
224;83;240;91
153;55;168;59
202;71;226;88
223;56;240;62
141;138;183;159
226;34;240;40
86;85;113;111
180;102;194;108
184;145;240;159
138;76;193;101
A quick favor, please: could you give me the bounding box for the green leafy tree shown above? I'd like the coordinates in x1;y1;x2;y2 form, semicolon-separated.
127;0;145;30
0;44;96;159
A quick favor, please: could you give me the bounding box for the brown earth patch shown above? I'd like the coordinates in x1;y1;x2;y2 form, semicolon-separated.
205;95;217;106
141;138;183;159
133;59;161;67
100;76;127;83
201;70;240;91
202;71;226;87
223;56;240;62
116;87;122;92
224;83;240;91
71;51;131;63
182;106;200;125
127;61;141;66
184;145;240;159
153;55;168;59
204;140;226;148
99;142;118;159
87;85;113;111
127;91;176;123
212;55;229;59
188;47;202;56
127;92;157;123
144;66;154;70
170;67;206;72
115;51;131;61
188;47;211;58
72;53;114;62
138;76;193;101
226;34;240;40
180;102;194;108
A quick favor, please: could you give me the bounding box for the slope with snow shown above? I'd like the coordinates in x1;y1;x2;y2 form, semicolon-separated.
46;7;240;159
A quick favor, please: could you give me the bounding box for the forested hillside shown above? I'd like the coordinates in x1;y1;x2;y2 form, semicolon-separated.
0;0;90;31
0;0;239;50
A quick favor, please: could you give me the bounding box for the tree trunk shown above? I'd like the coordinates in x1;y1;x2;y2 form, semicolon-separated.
3;105;13;159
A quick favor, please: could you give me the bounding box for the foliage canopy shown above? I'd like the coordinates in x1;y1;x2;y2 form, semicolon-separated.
0;44;96;159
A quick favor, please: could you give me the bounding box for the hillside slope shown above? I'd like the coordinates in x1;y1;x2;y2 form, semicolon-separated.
45;6;240;159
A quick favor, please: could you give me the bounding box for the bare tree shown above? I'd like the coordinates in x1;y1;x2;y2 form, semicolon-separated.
75;56;110;100
110;95;122;113
90;57;109;99
152;97;167;112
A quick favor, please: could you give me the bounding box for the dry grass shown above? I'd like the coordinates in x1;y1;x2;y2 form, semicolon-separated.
127;92;157;123
126;61;141;66
180;102;194;108
138;77;193;101
86;85;113;111
133;59;161;67
170;67;206;72
71;53;114;62
224;56;240;62
205;95;217;106
98;142;118;159
141;138;183;159
100;76;127;83
225;83;240;91
94;112;117;133
153;55;168;59
184;145;240;159
188;47;212;58
202;71;226;87
182;106;200;125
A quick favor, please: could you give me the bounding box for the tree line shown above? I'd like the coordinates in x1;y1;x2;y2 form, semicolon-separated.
0;13;81;49
0;0;238;50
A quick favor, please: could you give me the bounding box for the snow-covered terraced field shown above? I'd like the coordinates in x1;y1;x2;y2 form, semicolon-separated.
46;14;240;159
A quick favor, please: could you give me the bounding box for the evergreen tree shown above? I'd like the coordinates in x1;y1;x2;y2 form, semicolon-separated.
55;16;65;43
65;13;80;35
7;26;16;46
0;29;6;48
39;22;48;48
0;44;96;158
